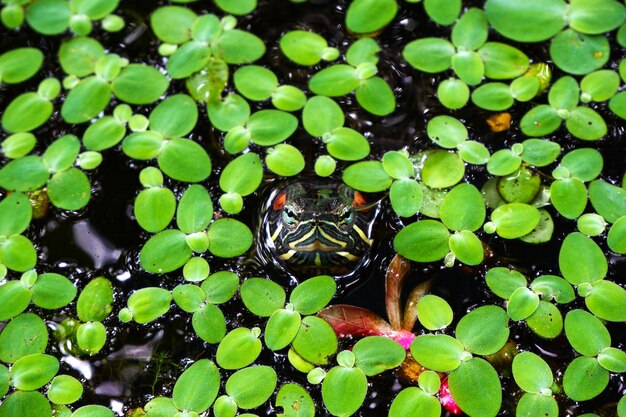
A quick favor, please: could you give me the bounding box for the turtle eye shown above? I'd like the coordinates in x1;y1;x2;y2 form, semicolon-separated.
282;206;298;225
339;206;354;225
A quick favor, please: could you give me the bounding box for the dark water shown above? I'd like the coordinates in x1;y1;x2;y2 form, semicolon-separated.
1;0;626;416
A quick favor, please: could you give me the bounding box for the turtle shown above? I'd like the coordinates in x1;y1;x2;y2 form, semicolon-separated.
256;178;381;282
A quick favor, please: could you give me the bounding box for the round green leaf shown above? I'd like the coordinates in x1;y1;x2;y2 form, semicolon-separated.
421;150;464;188
25;0;71;34
219;152;262;197
206;218;252;257
586;280;626;322
0;192;31;236
530;275;575;304
394;219;450;262
325;127;370;161
516;393;558;417
150;94;198;139
520;139;561;167
240;278;285;317
490;203;540;239
451;50;484;86
410;334;464;372
608;216;626;253
417;294;453;330
207;93;250;132
214;0;256;15
471;82;514;111
353;336;405;376
449;230;484;266
345;0;397;33
479;42;529;79
568;0;626;34
83;116;126;151
292;316;338;365
550;178;587;219
58;37;104;77
2;92;53;133
487;149;522;176
343;161;392;192
0;313;48;363
580;70;621;102
265;309;301;350
0;47;43;84
47;168;91;211
214;29;265;64
484;0;566;42
47;375;83;405
226;366;277;409
485;267;526;299
565;309;610;356
158;138;211;182
597;347;626;373
140;229;193;273
451;8;488;50
563;356;609;401
355;76;395;116
275;383;315;417
448;357;502;417
321;366;367;416
31;273;76;309
589;180;626;223
559;232;607;285
0;391;51;417
609;91;626;119
426;115;468;149
71;405;114;417
526;300;563;339
200;270;239;304
456;305;509;355
389;387;441;417
507;287;540;321
77;277;113;322
173;359;220;413
172;284;204;313
457;140;490;165
279;30;334;66
112;64;169;105
76;321;105;355
520;105;561;137
424;0;460;25
134;187;176;233
550;29;610;75
389;179;423;218
247;109;298;146
290;275;336;315
11;353;59;390
192;303;226;344
302;96;344;137
309;64;358;97
437;78;470;109
217;327;262;369
166;41;211;79
497;167;541;204
0;235;37;272
176;184;212;234
440;183;485;231
234;65;278;101
565;107;607;141
271;85;307;112
61;76;111;124
150;6;196;44
266;144;305;176
402;38;455;73
512;351;553;393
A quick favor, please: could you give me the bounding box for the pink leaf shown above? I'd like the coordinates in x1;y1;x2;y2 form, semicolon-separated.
439;377;463;415
317;305;394;337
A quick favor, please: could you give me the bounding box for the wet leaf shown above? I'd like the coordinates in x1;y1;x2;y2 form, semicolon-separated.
0;391;51;417
507;287;540;321
550;178;587;219
389;387;441;417
207;218;253;257
479;42;529;79
410;334;463;372
520;104;561;137
440;183;485;231
240;278;286;317
2;92;53;133
530;275;575;304
353;336;405;376
568;0;626;34
77;277;113;322
280;30;337;66
192;303;226;344
173;359;220;413
343;161;392;192
588;180;626;223
565;106;607;141
0;47;43;84
490;203;541;239
207;93;250;132
158;138;212;182
403;38;455;73
325;127;370;161
112;64;169;105
559;232;607;285
302;96;344;137
11;353;59;390
47;168;91;211
31;273;76;309
266;144;305;176
140;229;192;273
134;187;176;233
265;308;302;350
456;305;509;355
321;366;367;416
448;357;502;417
355;76;395;116
394;219;450;262
389;179;422;217
426;115;468;149
437;78;470;109
217;327;262;369
247;109;298;146
586;280;626;322
512;351;553;393
484;0;566;42
471;82;514;111
550;29;610;75
275;383;315;417
47;375;83;405
0;313;48;363
451;8;488;50
226;366;277;409
25;0;71;34
526;300;563;339
309;64;358;97
0;281;31;321
449;230;484;266
563;356;609;401
292;316;338;365
421;150;465;188
520;139;561;167
346;0;397;33
317;305;393;338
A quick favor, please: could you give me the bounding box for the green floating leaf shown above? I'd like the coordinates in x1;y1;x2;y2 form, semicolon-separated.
321;366;368;417
456;305;509;355
292;316;338;365
449;230;484;266
266;144;305;176
566;107;607;141
0;391;52;417
134;187;176;233
355;76;396;116
421;150;465;188
550;178;587;219
158;138;212;182
48;168;91;211
0;235;37;272
437;78;470;109
208;93;250;132
390;179;422;217
586;280;626;322
2;132;36;159
609;91;626;120
112;64;169;105
173;359;220;413
440;183;485;232
265;309;301;350
77;277;113;322
31;273;77;309
484;0;566;42
479;42;529;79
0;313;48;363
451;50;484;86
471;82;514;111
247;109;298;146
226;366;277;410
346;38;380;66
550;29;610;75
394;219;451;262
449;357;502;417
166;40;211;79
526;300;563;339
217;327;262;369
567;0;626;34
44;134;80;171
403;38;455;73
562;147;604;182
58;37;105;77
309;64;358;97
302;96;344;137
2;91;53;133
0;192;31;236
176;184;212;234
76;321;105;355
207;218;253;257
214;0;256;15
426;115;468;149
47;375;83;405
343;161;392;192
151;6;196;44
389;387;441;417
516;393;558;417
0;47;43;84
597;347;626;373
498;167;541;204
530;275;575;304
580;70;621;102
215;29;265;64
72;405;114;417
192;303;226;344
280;30;337;66
451;8;488;50
271;85;307;112
507;287;540;321
589;180;626;223
490;203;540;239
520;139;561;167
417;294;453;330
172;284;204;312
353;336;405;376
345;0;397;33
563;356;609;401
25;0;71;34
565;309;610;356
487;149;522;176
234;65;278;101
240;278;286;317
410;334;463;372
127;287;172;324
150;94;199;138
275;383;315;417
424;0;461;25
608;216;626;253
290;275;336;315
83;116;126;151
220;152;263;197
512;351;553;393
520;105;561;137
61;76;111;124
485;267;526;299
457;141;490;165
140;229;192;273
11;353;59;390
325;127;370;161
559;232;607;285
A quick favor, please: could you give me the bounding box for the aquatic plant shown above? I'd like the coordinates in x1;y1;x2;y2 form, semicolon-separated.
1;0;626;417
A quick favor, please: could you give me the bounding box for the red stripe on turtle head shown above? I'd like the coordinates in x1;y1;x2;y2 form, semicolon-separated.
273;190;287;210
353;191;366;208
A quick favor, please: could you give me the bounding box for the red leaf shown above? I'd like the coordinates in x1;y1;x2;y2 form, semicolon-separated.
317;305;394;337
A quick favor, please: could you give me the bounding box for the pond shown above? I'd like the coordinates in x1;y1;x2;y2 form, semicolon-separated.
0;0;626;416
